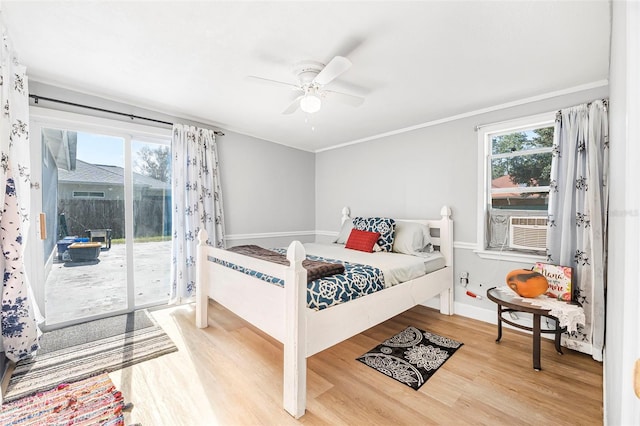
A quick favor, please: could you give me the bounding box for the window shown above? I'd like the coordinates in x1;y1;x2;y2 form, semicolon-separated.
477;112;555;261
72;191;105;198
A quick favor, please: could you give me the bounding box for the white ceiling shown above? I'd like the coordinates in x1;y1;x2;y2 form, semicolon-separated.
2;1;610;152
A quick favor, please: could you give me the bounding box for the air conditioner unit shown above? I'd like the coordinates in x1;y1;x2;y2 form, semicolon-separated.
508;216;548;251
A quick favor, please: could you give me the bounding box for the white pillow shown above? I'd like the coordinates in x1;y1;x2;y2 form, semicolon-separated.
334;219;353;244
392;221;433;254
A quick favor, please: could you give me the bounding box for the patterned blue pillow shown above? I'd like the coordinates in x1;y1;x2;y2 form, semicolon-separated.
352;217;396;252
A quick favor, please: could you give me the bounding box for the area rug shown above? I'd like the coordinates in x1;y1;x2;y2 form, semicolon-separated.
0;373;124;425
4;310;177;402
357;326;463;390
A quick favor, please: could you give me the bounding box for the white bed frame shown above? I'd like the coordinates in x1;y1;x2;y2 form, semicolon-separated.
195;206;454;418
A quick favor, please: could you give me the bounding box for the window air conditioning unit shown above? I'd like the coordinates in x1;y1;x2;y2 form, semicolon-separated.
508;216;548;251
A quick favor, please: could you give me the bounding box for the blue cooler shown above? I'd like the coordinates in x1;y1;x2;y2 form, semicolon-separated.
56;236;78;260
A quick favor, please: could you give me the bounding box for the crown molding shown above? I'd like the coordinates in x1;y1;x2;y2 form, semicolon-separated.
315;79;609;153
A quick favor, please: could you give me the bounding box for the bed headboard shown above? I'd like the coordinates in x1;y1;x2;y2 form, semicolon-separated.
341;206;453;267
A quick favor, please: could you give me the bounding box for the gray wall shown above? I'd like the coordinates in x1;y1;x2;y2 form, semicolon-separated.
30;81;316;248
217;131;315;241
316;85;609;315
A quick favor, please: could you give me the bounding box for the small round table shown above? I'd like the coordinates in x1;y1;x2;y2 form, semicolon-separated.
486;287;566;371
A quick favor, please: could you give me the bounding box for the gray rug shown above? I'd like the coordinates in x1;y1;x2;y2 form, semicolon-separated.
37;309;156;355
4;310;177;402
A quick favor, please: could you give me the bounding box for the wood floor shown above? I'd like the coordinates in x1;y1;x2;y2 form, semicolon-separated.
109;302;603;425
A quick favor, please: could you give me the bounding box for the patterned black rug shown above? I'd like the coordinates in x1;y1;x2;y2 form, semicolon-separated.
357;326;463;390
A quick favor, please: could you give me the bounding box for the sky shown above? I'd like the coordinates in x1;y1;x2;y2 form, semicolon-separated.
76;132;125;167
76;132;162;168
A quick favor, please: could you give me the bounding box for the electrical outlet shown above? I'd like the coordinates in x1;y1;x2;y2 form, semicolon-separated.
458;271;469;287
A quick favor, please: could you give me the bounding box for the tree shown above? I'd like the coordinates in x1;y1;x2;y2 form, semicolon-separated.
134;146;171;182
491;127;553;186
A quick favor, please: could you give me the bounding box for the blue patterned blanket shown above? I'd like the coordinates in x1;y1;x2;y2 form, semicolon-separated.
208;248;385;310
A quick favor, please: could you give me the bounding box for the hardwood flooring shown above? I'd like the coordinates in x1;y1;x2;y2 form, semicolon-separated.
110;302;603;425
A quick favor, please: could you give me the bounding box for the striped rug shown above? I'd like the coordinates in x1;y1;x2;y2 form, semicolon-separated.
4;310;177;402
1;373;124;425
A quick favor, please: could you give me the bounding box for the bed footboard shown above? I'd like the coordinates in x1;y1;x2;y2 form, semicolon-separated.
194;205;454;419
196;231;309;418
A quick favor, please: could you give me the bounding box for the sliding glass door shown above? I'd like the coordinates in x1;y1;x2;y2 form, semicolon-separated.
29;110;172;329
132;140;172;306
43;129;129;325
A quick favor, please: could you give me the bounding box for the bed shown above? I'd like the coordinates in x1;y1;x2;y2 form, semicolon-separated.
195;206;454;418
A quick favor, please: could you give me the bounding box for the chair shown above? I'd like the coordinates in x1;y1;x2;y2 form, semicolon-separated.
85;228;112;249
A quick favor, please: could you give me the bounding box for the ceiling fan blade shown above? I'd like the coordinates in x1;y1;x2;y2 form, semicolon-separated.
323;90;364;107
313;56;352;86
282;96;303;114
247;75;301;91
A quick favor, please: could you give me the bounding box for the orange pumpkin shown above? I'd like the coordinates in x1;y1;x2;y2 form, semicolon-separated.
506;269;549;298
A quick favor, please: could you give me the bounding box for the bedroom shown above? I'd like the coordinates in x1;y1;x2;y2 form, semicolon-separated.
0;1;637;424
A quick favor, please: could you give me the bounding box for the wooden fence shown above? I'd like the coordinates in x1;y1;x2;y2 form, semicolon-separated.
58;198;170;239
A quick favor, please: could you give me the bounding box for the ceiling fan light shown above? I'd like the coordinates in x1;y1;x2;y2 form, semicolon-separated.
300;94;321;113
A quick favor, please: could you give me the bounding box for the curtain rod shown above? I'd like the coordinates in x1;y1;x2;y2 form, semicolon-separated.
28;94;225;136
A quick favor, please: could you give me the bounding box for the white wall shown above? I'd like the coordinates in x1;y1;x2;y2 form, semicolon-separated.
28;81;316;248
315;85;608;318
605;1;640;424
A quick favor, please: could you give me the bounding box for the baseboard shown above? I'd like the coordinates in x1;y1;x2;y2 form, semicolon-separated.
228;230;474;247
225;230;316;241
453;301;498;324
421;297;558;340
421;298;497;324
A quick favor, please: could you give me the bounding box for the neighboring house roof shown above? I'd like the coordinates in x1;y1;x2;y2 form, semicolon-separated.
491;175;519;198
491;174;517;190
58;160;170;190
491;175;543;199
97;164;170;191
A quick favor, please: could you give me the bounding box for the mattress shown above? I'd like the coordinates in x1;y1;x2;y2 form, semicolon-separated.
209;242;447;311
302;243;446;288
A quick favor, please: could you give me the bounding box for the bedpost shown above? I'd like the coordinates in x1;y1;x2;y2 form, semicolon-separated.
283;241;307;418
439;206;454;315
341;206;351;225
196;229;209;328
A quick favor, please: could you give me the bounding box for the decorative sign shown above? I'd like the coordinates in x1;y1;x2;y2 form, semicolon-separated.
533;263;572;301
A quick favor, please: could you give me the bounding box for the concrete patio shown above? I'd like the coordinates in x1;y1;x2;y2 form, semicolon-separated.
45;240;171;326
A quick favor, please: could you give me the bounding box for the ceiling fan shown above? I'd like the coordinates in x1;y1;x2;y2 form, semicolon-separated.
248;56;365;114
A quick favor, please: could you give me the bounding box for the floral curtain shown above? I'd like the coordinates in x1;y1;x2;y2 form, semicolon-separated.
0;23;40;361
169;124;225;303
547;100;608;361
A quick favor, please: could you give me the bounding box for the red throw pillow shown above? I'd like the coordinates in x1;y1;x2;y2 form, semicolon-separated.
345;229;381;253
